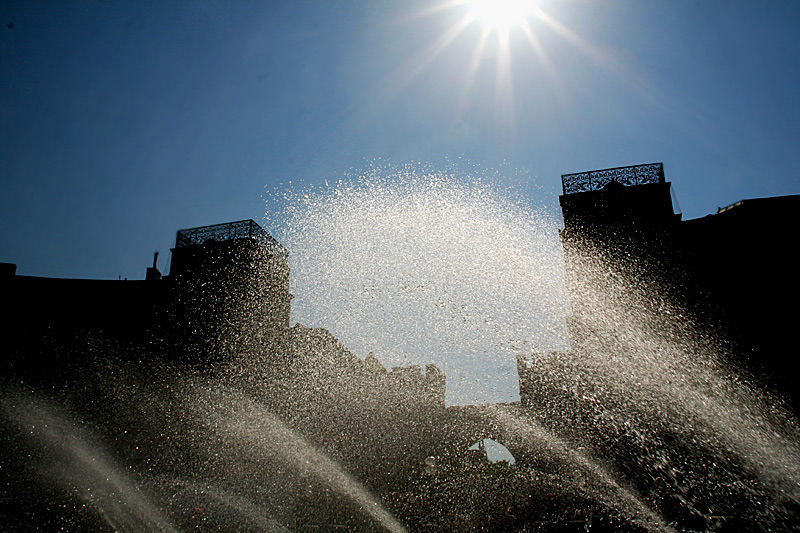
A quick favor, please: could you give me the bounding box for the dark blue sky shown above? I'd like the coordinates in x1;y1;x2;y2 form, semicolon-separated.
1;0;798;280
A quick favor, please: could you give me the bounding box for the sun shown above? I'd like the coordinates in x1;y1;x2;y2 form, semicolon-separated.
370;0;634;131
465;0;536;32
370;0;588;129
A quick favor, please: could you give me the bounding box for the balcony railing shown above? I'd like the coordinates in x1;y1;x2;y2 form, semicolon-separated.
175;219;287;260
562;163;665;195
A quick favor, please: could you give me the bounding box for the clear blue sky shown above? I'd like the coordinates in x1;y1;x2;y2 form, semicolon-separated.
2;0;798;281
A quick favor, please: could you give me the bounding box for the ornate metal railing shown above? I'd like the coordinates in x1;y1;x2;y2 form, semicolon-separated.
561;163;664;195
175;219;287;259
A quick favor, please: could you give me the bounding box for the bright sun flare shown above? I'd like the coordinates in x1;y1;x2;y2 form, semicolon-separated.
466;0;536;32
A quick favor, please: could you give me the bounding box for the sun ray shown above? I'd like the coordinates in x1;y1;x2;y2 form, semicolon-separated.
331;12;475;140
533;6;675;114
519;19;569;109
405;14;475;86
409;0;467;20
290;1;551;167
531;6;724;149
457;26;491;114
495;26;515;130
533;7;618;74
297;0;718;186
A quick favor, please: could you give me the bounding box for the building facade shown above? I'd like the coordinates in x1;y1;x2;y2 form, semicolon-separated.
520;162;799;408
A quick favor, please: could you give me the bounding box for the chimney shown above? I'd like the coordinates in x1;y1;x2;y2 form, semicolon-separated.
146;251;161;281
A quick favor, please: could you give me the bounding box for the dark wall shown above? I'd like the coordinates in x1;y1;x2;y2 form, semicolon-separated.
0;273;167;382
556;182;799;406
678;195;800;397
1;274;166;339
164;237;291;365
0;236;294;376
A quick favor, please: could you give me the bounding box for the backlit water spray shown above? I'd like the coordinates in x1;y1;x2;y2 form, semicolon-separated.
3;163;799;530
1;365;407;532
272;163;800;528
273;163;569;405
0;387;177;532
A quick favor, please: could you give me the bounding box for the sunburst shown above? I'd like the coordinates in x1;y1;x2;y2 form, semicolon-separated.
394;0;558;128
349;1;642;139
464;0;537;34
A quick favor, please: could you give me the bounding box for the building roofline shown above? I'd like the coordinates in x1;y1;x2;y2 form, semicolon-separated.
561;162;665;195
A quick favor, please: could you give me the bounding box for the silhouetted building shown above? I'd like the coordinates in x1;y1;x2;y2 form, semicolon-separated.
5;186;797;531
162;220;292;366
0;219;454;531
559;162;678;244
521;162;800;407
0;219;294;376
678;195;800;395
558;163;683;351
0;219;447;406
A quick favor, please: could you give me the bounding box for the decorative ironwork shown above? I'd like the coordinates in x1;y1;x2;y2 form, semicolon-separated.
561;163;665;195
175;219;287;259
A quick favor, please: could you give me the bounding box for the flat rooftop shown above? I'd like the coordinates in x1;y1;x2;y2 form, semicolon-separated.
175;219;287;259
